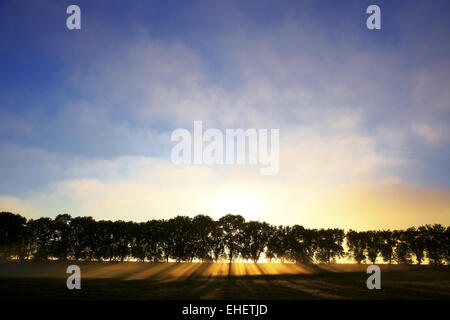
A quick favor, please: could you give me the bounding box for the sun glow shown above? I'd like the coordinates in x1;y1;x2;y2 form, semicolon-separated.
211;186;265;221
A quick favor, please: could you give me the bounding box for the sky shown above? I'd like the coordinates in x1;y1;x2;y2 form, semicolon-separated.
0;0;449;230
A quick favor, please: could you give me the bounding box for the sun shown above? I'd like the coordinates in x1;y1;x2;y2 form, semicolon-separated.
211;186;265;222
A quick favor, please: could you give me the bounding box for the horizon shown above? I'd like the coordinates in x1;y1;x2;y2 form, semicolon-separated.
2;210;448;233
2;210;448;265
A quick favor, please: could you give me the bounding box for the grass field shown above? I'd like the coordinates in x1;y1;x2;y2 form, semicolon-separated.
0;262;449;299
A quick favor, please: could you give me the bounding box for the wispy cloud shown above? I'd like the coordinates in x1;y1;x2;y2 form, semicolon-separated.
0;0;449;228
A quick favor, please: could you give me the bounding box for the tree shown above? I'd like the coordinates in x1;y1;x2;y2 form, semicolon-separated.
219;214;245;263
209;220;225;262
136;220;164;262
394;230;412;264
27;217;54;260
70;216;96;261
94;220;115;261
158;219;172;262
130;222;146;262
192;215;215;262
0;212;27;260
113;220;133;262
423;224;446;265
266;225;289;262
1;211;449;265
346;230;366;264
50;214;72;260
314;229;345;264
404;227;426;265
444;227;450;265
365;231;382;264
167;216;194;262
242;221;271;263
379;230;396;264
286;225;315;264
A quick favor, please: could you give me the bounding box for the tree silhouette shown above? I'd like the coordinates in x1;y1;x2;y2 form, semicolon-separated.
444;226;450;265
143;220;165;262
168;216;194;262
365;231;382;264
423;224;446;265
346;230;366;264
130;222;146;262
0;212;27;260
209;220;225;262
192;215;216;262
242;221;271;263
286;225;315;264
404;227;426;265
0;212;448;264
50;214;72;260
70;216;96;261
27;217;54;260
219;214;245;263
314;228;345;264
266;225;289;262
379;230;396;264
394;230;412;264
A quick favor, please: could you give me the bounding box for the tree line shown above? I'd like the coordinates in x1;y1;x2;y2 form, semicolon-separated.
0;211;449;264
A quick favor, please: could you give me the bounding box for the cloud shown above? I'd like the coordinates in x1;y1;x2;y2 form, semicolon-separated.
1;158;449;230
1;0;449;227
412;123;440;144
0;139;447;230
0;195;39;219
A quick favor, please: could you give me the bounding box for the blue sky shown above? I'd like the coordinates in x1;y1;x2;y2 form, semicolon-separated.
0;0;449;229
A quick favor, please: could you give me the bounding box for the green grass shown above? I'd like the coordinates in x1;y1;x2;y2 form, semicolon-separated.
0;262;449;299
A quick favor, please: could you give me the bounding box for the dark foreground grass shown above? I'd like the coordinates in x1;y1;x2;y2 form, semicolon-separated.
0;262;449;299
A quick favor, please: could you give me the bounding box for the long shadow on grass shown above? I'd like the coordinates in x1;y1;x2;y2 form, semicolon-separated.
1;264;449;300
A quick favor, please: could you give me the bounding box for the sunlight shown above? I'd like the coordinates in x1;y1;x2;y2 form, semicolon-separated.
211;186;265;221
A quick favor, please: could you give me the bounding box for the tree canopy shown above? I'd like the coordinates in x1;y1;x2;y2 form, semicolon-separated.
0;211;448;264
